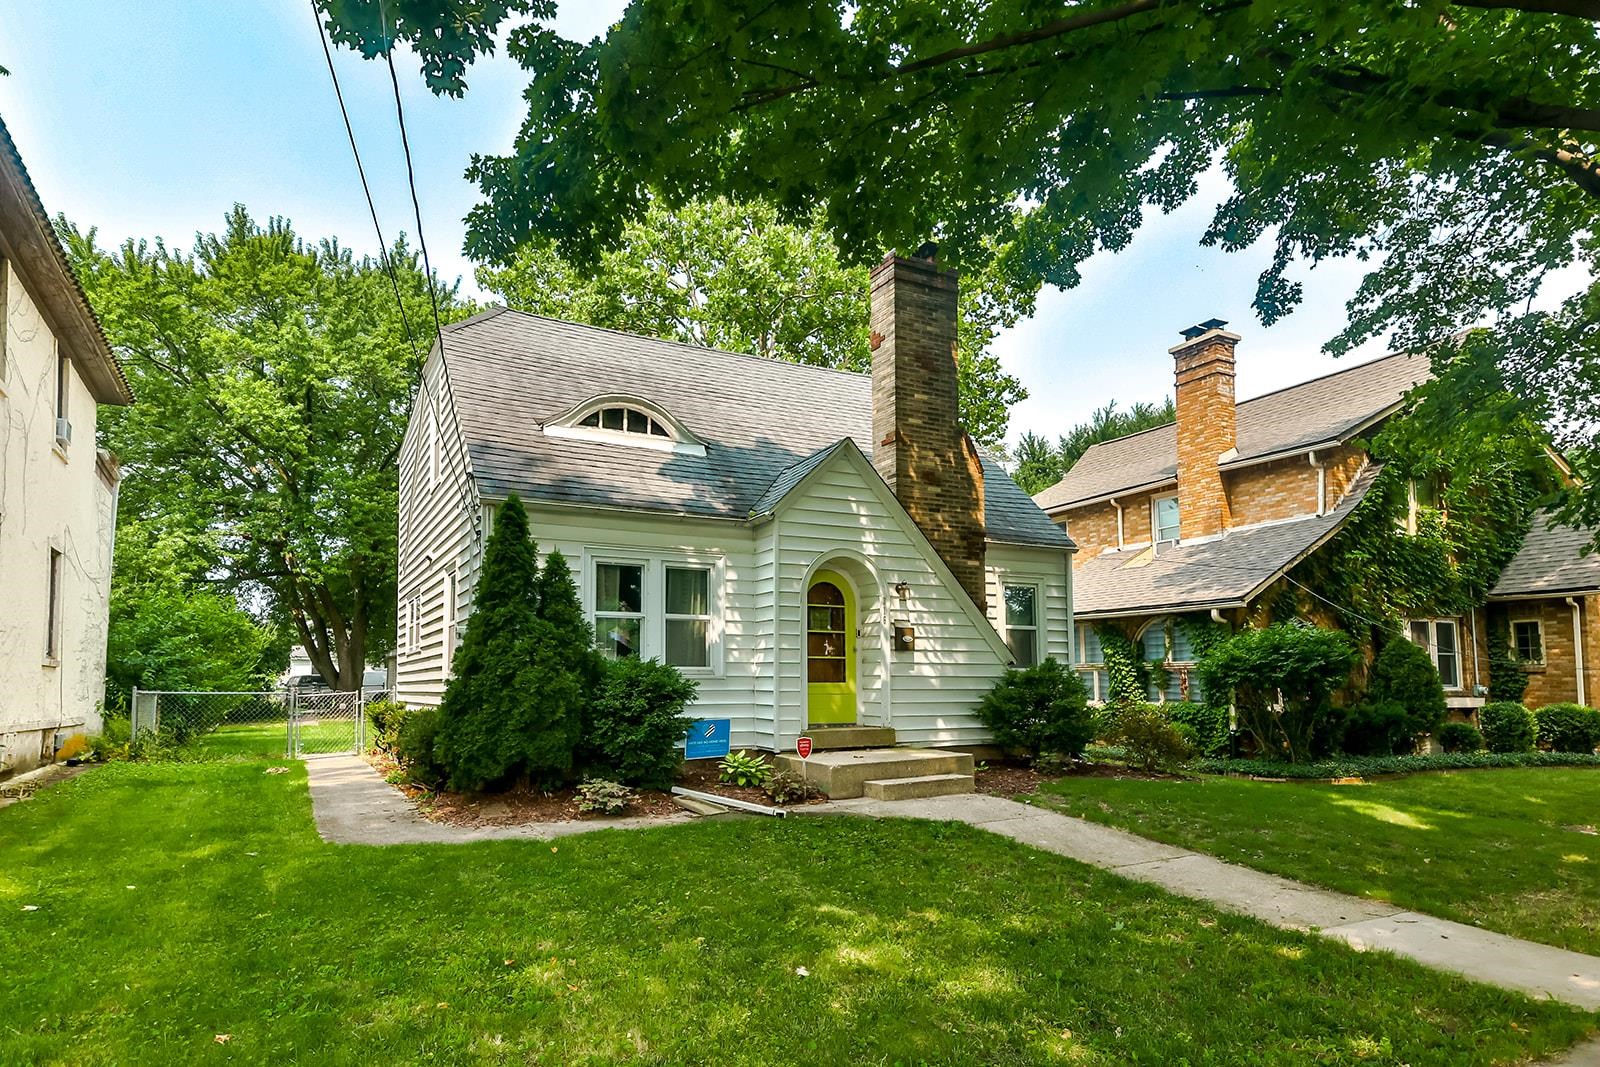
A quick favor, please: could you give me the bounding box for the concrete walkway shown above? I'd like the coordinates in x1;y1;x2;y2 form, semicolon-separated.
822;793;1600;1013
306;755;1600;1022
304;755;694;844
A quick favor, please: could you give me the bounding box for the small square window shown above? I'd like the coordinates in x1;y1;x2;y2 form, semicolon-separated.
1512;620;1544;666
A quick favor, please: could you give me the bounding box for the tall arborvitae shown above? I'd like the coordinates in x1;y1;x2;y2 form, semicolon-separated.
436;494;549;791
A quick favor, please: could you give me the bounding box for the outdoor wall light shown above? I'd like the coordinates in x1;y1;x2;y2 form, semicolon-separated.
894;580;910;601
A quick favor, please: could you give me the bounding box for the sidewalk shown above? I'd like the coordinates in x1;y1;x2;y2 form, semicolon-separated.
306;756;1600;1017
821;793;1600;1012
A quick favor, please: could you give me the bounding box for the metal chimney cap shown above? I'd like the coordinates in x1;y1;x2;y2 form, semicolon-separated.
1180;317;1229;340
913;241;939;262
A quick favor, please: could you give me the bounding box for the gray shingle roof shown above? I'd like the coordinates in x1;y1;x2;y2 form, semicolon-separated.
1035;352;1429;511
443;308;1071;549
1072;464;1381;618
1490;510;1600;599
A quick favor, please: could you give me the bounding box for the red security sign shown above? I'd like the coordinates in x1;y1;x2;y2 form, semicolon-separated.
796;736;813;760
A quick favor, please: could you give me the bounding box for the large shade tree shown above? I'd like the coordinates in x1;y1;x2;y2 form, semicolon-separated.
320;0;1600;533
476;196;1029;445
67;207;464;690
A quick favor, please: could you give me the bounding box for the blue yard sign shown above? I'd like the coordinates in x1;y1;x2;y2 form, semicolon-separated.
685;718;731;760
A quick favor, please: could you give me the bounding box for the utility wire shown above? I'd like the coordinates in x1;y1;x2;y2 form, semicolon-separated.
308;0;418;355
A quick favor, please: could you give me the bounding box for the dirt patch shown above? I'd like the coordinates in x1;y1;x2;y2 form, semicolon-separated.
0;763;90;809
975;759;1183;798
366;749;825;829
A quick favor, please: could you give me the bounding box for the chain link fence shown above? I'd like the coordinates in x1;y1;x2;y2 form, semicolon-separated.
129;688;391;759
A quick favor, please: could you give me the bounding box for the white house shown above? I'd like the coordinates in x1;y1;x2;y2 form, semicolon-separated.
397;251;1075;756
0;116;132;775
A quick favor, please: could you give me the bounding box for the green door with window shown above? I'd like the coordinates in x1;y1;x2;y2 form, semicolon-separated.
806;571;856;725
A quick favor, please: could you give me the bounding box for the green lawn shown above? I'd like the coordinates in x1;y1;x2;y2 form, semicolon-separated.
0;764;1594;1065
1033;768;1600;956
184;719;356;759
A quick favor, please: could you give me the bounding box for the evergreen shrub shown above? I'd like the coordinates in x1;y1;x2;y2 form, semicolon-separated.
1479;701;1537;753
582;657;698;788
976;657;1094;762
1535;703;1600;753
1367;637;1448;739
1198;622;1357;763
1164;701;1228;757
1437;722;1484;753
393;705;446;786
1338;701;1416;756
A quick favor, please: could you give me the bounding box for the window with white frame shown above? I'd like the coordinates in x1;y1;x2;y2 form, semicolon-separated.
403;595;421;655
580;405;672;438
442;568;458;677
1140;617;1203;703
594;562;645;660
1152;494;1180;544
1003;584;1039;666
1075;625;1110;702
1511;618;1544;667
1407;618;1462;689
664;566;711;668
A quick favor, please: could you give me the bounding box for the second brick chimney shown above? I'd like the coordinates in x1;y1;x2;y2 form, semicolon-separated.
870;247;987;610
1171;320;1241;540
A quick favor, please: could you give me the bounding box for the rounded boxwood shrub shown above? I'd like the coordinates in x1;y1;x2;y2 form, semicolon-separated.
1338;700;1415;756
1367;636;1448;739
1436;721;1484;753
1478;701;1536;753
976;657;1093;762
580;656;698;789
1535;703;1600;753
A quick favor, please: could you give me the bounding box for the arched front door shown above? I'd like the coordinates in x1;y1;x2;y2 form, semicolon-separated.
806;570;856;725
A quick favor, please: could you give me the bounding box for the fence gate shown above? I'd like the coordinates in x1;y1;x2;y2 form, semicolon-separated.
128;688;385;759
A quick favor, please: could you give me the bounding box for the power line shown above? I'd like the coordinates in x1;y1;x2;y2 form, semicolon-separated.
308;0;418;355
382;47;448;355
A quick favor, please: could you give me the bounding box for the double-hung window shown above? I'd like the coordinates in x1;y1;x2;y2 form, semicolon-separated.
1408;618;1461;690
1152;495;1180;544
1511;619;1544;667
1003;584;1039;666
594;563;645;660
664;566;711;668
1075;626;1109;702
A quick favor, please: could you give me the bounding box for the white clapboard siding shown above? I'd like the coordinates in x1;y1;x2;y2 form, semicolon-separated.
764;445;1035;749
984;542;1075;664
395;348;478;708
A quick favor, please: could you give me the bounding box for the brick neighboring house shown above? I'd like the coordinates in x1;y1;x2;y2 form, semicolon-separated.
1488;516;1600;708
1032;321;1593;716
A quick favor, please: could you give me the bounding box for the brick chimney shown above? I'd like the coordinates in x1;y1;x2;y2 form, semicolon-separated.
870;247;987;610
1170;319;1241;540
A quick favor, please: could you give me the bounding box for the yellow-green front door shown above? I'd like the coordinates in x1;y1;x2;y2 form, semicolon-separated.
806;571;856;725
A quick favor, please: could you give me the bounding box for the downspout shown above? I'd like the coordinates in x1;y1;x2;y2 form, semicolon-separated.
1308;450;1326;516
1469;608;1483;697
1567;597;1587;706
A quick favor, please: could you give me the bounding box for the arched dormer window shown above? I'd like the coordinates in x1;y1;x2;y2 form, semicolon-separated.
544;394;707;457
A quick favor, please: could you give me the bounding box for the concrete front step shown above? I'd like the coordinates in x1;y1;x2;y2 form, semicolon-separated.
804;726;898;751
863;773;975;801
774;747;975;799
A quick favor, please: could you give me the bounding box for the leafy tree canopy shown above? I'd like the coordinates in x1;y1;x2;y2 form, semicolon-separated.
66;207;466;690
1012;398;1176;494
477;196;1028;445
320;0;1599;535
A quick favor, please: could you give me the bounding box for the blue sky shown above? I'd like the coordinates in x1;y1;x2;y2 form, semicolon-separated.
0;1;1391;449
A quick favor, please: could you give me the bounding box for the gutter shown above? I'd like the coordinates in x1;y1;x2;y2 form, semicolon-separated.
1567;597;1587;706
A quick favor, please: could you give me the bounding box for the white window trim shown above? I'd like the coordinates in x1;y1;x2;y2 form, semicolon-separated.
545;395;707;457
1152;493;1180;545
1075;625;1108;704
585;550;725;677
404;595;422;656
1510;617;1546;667
44;544;63;666
442;567;458;677
1000;581;1041;667
664;564;715;670
1138;616;1201;704
1408;617;1464;691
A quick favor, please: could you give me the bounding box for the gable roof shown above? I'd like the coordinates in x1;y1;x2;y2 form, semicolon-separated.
440;308;1071;550
1072;463;1381;619
1489;510;1600;600
1034;351;1429;512
0;115;131;405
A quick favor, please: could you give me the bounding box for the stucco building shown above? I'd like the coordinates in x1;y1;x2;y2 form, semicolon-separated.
0;116;132;774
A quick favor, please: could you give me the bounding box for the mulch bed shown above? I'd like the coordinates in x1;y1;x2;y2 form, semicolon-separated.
366;749;825;829
974;758;1181;798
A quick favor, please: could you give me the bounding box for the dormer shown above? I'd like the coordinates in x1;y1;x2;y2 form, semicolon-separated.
543;394;707;457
